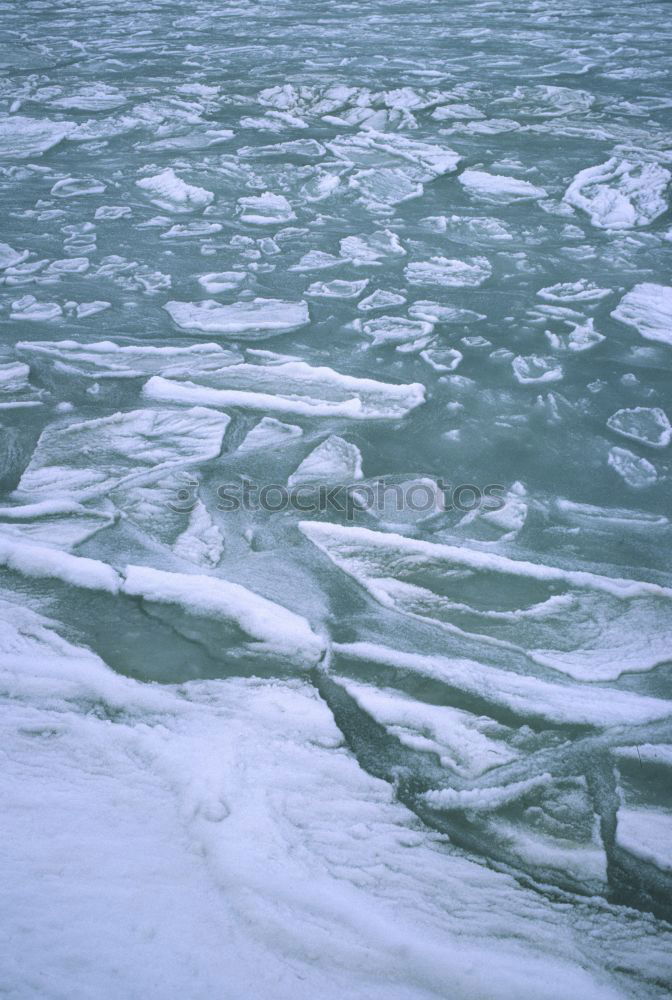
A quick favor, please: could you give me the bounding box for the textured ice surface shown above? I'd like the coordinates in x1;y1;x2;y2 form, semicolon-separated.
611;283;672;347
564;159;670;230
459;170;548;202
16;407;230;501
136;168;214;212
144;356;426;419
2;0;672;993
164;298;310;338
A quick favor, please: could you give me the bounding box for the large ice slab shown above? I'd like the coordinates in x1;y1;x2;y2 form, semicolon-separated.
143;355;425;420
300;522;672;681
611;283;672;347
0;115;73;159
164;298;310;338
16;407;230;502
16;339;242;379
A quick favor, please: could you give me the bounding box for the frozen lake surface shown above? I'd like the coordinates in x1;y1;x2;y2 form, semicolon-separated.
1;1;671;997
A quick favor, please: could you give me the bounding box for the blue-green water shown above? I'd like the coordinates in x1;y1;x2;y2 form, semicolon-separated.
1;2;671;997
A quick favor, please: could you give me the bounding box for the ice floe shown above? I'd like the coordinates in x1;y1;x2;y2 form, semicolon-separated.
564;158;670;230
608;447;658;490
0;115;73;159
144;356;425;420
405;256;491;288
164;298;309;338
288;435;362;487
611;283;672;347
16;407;230;502
459;169;547;202
607;407;671;449
136;168;214;212
237;192;296;225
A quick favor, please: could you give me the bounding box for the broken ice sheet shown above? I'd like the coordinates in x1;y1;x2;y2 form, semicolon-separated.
15;407;230;502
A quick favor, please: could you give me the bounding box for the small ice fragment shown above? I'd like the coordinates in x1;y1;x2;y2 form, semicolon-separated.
608;447;658;489
137;168;214;212
607;408;671;449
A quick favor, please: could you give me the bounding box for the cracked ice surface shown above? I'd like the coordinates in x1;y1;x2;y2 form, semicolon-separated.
1;0;671;997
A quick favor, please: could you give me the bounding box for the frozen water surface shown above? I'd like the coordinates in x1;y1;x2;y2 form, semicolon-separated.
1;0;671;997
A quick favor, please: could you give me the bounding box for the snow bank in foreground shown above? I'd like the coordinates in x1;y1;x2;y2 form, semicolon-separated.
1;611;664;1000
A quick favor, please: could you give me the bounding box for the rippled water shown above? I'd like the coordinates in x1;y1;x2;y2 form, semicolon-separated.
2;1;671;997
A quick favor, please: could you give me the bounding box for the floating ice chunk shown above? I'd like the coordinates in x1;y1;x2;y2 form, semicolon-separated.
50;84;127;111
288;436;362;487
564;158;670;230
300;172;340;202
408;301;486;324
289;250;343;272
17;407;230;502
238;138;325;159
329;131;461;179
358;289;406;312
503;85;594;117
237;417;303;453
545;319;605;353
339;229;405;265
607;407;671;449
50;176;106;198
136;168;214;212
237;192;295;225
537;280;610;304
46;257;90;276
173;501;224;568
0;115;73;159
334;642;672;727
160;221;222;238
424;214;514;245
420;347;463;372
0;362;30;393
306;279;368;300
361;315;433;347
10;295;62;322
349;168;424;209
0;243;28;270
75;300;111;319
611;283;672;347
432;103;484;121
122;565;323;666
616;808;672;872
512;355;563;383
164;298;309;339
460;118;520;135
458;481;527;541
459;169;547;202
139;129;234;152
608;447;658;489
144;359;425;421
16;339;241;380
405;256;491;288
198;272;246;294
